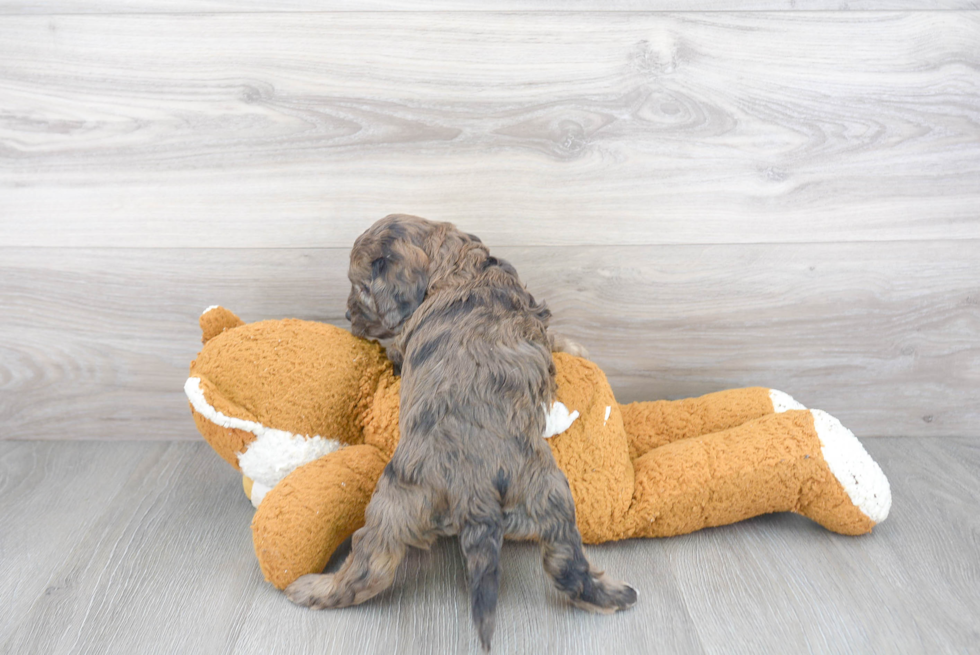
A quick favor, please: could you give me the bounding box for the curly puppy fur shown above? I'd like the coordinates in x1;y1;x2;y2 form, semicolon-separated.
343;215;587;369
287;215;635;650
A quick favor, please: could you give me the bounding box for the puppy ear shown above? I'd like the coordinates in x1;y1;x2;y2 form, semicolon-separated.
370;241;429;332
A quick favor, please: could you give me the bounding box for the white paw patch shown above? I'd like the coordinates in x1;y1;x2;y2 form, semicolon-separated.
811;409;891;523
770;389;806;412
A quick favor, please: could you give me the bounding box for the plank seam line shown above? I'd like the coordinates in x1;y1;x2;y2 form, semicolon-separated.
3;237;980;252
3;9;980;17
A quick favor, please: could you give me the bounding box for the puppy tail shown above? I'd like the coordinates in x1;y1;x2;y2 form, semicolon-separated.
460;516;504;652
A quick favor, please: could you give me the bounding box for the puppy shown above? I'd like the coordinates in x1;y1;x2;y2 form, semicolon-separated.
287;215;635;650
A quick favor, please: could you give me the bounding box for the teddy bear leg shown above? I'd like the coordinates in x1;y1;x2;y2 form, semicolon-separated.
620;387;805;460
622;409;890;539
251;444;388;590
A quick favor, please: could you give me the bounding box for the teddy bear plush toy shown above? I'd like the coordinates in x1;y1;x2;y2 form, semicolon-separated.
186;306;891;591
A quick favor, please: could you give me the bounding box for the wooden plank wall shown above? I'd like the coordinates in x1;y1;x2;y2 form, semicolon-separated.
1;4;978;440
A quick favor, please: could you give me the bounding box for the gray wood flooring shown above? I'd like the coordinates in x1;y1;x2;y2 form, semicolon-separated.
1;437;977;654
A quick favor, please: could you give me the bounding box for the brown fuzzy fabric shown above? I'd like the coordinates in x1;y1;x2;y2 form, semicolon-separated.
628;409;875;538
620;387;776;460
253;445;389;590
546;353;634;543
189;318;391;464
187;313;887;595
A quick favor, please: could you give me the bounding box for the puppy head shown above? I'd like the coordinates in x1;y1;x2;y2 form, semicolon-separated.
347;215;431;340
347;214;490;340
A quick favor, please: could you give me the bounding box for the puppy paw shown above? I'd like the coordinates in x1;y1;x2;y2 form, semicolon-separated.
550;333;590;360
570;573;638;614
285;573;336;610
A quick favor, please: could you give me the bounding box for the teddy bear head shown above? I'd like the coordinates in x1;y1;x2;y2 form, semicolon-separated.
186;307;395;504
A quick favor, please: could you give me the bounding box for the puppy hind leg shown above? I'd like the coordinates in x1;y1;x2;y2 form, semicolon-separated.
285;518;406;609
532;476;637;614
459;513;504;652
285;480;422;609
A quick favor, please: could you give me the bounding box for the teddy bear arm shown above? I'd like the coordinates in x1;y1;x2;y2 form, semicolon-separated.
251;444;389;590
619;387;784;461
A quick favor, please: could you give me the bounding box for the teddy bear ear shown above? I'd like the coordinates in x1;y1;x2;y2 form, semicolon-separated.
200;305;245;344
